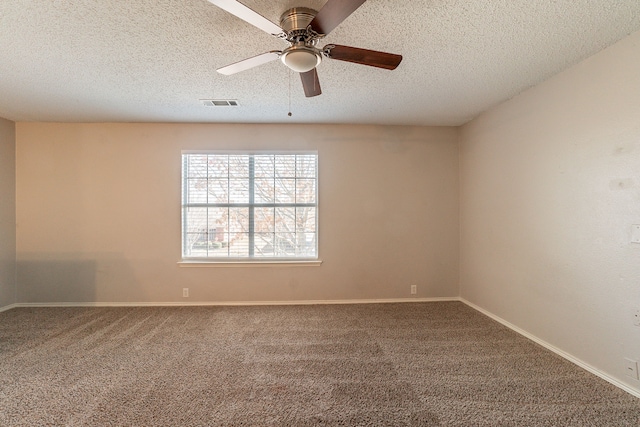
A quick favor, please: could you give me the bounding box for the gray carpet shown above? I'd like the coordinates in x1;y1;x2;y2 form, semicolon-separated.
1;302;639;426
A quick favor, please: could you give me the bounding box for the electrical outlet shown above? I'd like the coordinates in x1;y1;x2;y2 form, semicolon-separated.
182;288;189;298
411;285;417;295
624;358;639;380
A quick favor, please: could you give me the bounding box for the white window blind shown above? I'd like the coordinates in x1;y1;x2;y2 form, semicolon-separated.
182;153;318;260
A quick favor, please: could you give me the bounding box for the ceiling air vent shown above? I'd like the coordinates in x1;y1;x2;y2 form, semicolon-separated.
201;99;239;107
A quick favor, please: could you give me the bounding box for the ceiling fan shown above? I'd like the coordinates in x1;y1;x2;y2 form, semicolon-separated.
208;0;403;97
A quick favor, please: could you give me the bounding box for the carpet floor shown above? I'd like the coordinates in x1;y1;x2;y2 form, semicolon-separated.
1;302;639;426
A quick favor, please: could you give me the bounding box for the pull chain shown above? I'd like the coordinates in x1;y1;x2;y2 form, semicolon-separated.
287;69;292;117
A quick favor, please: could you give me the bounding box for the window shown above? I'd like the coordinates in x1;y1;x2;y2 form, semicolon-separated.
182;152;318;260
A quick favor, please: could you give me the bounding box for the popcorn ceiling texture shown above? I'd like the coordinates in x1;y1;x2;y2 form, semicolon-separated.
0;0;639;125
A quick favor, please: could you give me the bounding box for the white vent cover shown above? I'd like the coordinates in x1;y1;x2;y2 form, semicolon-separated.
201;99;239;107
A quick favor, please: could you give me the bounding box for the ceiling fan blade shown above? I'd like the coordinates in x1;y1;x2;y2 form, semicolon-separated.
325;45;402;70
207;0;283;36
309;0;367;35
217;51;281;75
300;69;321;97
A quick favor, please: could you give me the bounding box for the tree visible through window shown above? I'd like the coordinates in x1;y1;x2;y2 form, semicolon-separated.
182;153;318;259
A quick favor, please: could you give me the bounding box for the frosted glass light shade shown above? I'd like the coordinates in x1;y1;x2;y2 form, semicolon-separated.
281;49;321;73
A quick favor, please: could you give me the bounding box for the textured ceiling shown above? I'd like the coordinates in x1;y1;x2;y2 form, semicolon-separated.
1;0;639;126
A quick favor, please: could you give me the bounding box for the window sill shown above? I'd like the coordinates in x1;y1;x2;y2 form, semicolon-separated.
178;260;323;268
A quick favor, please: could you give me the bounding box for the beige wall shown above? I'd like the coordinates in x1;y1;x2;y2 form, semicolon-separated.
15;123;459;303
0;118;16;309
460;30;640;393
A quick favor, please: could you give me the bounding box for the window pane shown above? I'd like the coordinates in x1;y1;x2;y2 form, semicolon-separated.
228;233;249;257
229;179;249;203
208;179;228;203
275;207;295;232
254;155;274;178
185;207;208;234
274;233;296;257
197;232;227;256
275;155;296;178
207;207;228;229
296;155;316;178
184;207;209;256
229;155;249;178
296;207;316;233
254;177;274;203
185;155;207;178
275;178;295;203
228;207;248;232
184;233;207;257
296;179;316;203
187;178;208;204
296;232;317;257
254;232;275;257
208;155;229;178
254;207;274;233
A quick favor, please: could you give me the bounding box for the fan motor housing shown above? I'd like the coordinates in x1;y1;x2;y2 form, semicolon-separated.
279;7;317;33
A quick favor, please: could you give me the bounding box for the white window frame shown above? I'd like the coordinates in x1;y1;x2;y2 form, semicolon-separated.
180;151;319;265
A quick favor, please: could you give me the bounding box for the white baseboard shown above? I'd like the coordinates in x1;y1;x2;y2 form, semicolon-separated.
0;303;18;313
460;298;640;399
8;297;459;308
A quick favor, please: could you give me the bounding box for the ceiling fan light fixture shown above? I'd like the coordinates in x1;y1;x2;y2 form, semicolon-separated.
281;46;321;73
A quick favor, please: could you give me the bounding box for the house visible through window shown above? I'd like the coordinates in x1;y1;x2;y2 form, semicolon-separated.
182;152;318;259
